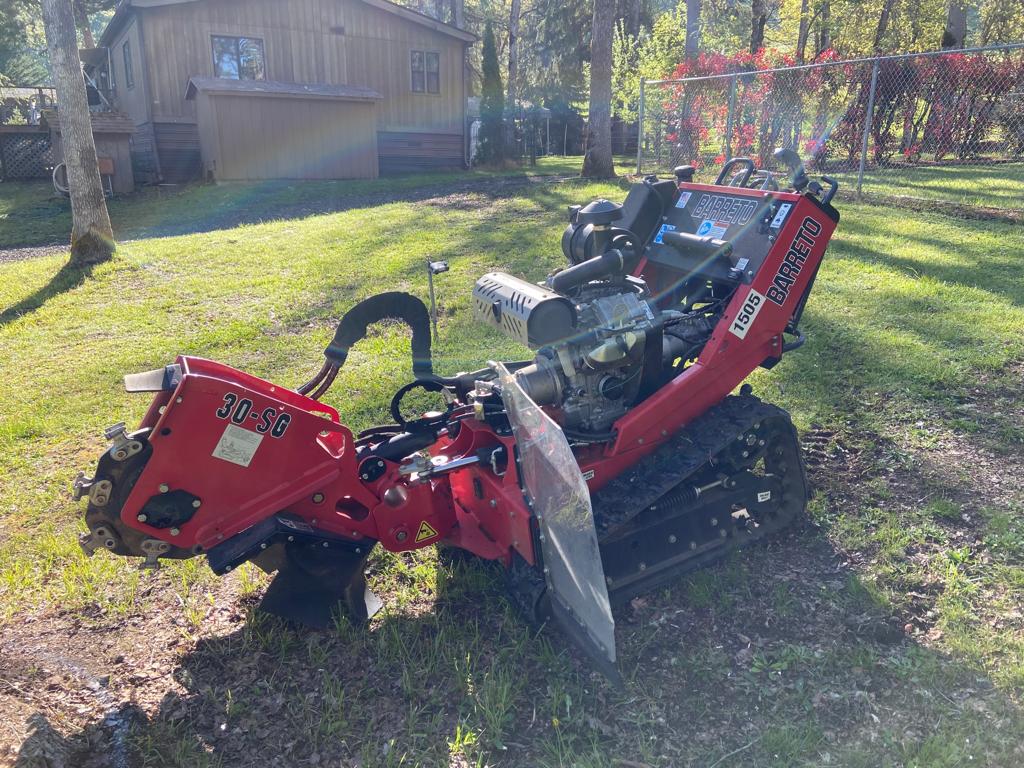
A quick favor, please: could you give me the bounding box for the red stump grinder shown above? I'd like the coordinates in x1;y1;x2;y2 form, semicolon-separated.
76;151;839;679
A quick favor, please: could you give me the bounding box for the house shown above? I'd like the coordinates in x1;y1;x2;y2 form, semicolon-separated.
94;0;474;181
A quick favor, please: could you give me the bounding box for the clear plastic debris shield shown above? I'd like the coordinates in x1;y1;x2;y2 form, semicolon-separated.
497;363;618;676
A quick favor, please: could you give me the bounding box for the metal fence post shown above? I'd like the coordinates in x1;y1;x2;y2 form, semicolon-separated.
636;78;645;175
724;73;738;160
856;60;880;198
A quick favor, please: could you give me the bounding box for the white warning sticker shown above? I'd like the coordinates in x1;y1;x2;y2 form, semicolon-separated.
757;490;772;502
653;223;677;243
212;423;264;467
770;203;792;229
696;219;729;238
674;191;693;209
728;289;768;340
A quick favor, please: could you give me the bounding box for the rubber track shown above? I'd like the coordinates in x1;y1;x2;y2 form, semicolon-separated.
592;394;797;537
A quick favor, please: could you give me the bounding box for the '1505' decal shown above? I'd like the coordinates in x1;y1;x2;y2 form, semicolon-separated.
215;393;292;437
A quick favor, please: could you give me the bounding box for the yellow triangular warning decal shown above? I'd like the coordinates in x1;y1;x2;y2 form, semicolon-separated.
415;520;439;543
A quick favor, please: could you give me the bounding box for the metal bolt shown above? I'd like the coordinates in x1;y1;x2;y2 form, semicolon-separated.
311;519;317;525
287;535;294;542
225;565;232;572
158;483;169;493
639;562;647;571
758;440;765;447
176;397;183;403
543;567;550;575
719;529;728;538
312;493;324;503
322;542;329;548
538;533;546;542
113;449;127;460
260;542;268;549
742;451;749;458
217;534;224;540
668;534;677;544
690;541;697;550
137;514;148;523
169;527;180;536
355;547;362;554
638;438;645;445
396;530;408;542
192;499;202;508
661;430;668;437
489;499;497;507
710;517;718;526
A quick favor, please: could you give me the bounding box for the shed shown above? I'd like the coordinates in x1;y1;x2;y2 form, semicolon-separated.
42;109;135;194
185;78;383;181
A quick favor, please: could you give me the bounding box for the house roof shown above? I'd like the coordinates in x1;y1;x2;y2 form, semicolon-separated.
40;109;137;133
185;77;383;101
100;0;475;47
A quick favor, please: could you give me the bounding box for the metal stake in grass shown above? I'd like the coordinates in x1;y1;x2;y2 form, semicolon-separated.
426;258;449;337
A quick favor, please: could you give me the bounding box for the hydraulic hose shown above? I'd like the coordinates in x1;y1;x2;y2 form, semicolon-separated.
298;292;435;400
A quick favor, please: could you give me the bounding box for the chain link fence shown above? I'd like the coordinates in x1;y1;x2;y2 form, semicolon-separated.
637;43;1024;212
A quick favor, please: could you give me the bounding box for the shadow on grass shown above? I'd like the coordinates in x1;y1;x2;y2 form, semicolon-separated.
13;521;1024;767
0;262;93;327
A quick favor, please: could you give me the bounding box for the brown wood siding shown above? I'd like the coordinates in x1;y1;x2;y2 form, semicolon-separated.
139;0;466;134
198;93;378;180
378;130;462;174
110;18;150;126
154;122;201;181
51;131;134;194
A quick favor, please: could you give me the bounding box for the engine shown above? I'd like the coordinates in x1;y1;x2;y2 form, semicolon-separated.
472;198;726;436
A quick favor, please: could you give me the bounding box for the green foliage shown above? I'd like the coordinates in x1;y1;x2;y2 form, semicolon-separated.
478;21;505;165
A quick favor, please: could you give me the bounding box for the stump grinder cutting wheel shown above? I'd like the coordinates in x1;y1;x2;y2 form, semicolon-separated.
75;150;839;681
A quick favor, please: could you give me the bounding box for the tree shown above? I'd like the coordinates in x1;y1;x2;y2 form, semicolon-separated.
941;0;967;47
41;0;114;265
685;0;701;58
582;0;616;177
795;0;811;61
478;21;505;165
750;0;768;53
507;0;521;108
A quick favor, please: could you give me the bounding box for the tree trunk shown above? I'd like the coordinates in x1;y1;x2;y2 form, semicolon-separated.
816;0;831;55
750;0;767;54
582;0;615;178
942;0;967;47
507;0;521;108
873;0;896;52
42;0;114;266
685;0;701;59
796;0;810;62
73;0;95;48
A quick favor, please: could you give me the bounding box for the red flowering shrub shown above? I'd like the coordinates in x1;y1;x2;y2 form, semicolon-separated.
653;48;1023;173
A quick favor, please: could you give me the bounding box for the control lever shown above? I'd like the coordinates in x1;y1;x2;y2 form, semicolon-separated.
772;148;808;192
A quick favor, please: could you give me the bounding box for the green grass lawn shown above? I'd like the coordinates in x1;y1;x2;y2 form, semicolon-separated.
0;166;1022;767
0;156;636;250
836;162;1024;211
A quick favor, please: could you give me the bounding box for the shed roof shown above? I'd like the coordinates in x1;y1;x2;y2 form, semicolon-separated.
40;109;136;134
185;77;384;102
100;0;475;47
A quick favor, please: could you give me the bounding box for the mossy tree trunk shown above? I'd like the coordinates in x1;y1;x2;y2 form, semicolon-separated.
42;0;114;267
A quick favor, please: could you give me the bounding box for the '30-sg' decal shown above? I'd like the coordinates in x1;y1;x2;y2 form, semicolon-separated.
215;392;292;437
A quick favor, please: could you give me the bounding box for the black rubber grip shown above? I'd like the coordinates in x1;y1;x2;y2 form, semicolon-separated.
661;231;734;259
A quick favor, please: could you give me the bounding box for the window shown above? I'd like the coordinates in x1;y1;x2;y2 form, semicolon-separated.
212;36;265;80
411;50;440;94
122;40;134;89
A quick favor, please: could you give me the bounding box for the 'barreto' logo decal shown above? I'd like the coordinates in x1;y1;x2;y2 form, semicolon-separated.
766;216;822;306
690;194;758;225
